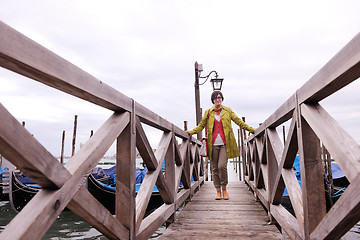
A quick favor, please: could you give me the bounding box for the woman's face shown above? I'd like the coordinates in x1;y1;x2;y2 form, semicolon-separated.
213;94;223;108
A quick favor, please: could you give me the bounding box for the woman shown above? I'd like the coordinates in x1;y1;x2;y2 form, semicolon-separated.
187;91;255;200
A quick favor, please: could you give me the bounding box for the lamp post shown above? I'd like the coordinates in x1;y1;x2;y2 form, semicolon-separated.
194;61;224;140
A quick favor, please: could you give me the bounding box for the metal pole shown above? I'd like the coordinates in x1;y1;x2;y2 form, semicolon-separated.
194;62;202;140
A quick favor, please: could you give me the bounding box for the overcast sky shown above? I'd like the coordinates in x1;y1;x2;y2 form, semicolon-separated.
1;1;360;157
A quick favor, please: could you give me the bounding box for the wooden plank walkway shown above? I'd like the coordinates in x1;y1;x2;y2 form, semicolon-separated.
159;181;284;239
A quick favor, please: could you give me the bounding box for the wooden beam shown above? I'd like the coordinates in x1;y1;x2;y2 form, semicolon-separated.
301;103;360;182
255;188;269;209
266;128;284;204
282;168;304;229
136;132;172;229
310;174;360;240
174;138;183;166
165;129;176;205
0;103;69;188
271;204;303;239
268;114;304;230
135;117;158;170
255;136;266;164
174;139;187;192
181;142;191;189
0;112;129;239
0;22;192;143
297;111;326;237
176;189;191;209
155;169;173;204
68;186;129;240
0;22;132;112
116;102;136;238
137;203;175;240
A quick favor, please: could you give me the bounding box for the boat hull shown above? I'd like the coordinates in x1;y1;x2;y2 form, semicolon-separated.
87;174;163;214
9;172;164;214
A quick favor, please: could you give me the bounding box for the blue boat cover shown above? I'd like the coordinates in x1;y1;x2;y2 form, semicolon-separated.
283;156;345;196
329;162;345;179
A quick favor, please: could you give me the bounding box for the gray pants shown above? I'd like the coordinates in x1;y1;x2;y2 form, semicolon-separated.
211;145;228;191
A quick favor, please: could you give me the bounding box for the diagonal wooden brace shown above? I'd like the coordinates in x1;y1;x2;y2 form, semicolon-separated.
0;110;130;239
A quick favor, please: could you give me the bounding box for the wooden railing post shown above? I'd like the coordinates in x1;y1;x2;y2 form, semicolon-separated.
165;125;176;226
297;105;326;239
116;100;136;239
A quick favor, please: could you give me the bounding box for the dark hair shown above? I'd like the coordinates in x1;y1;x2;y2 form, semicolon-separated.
211;91;224;104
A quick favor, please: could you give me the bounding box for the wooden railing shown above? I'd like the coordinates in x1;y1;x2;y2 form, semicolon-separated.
243;32;360;239
0;22;205;240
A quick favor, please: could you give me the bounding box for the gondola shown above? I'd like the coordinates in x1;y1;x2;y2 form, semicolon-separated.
281;156;348;216
9;171;40;212
9;166;166;213
87;171;164;214
0;168;9;201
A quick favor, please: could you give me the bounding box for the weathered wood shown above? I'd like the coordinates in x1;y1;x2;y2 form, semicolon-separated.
0;21;194;142
266;128;284;204
0;112;130;239
68;186;129;240
0;22;204;240
136;132;172;229
271;204;303;239
165;130;175;204
174;139;186;192
267;118;304;229
301;103;360;182
310;174;360;240
255;136;266;190
244;31;360;240
116;102;136;238
0;22;132;112
0;103;69;188
175;188;190;209
181;142;191;189
160;182;284;239
265;129;280;207
135;117;158;171
297;111;326;237
2;20;360;240
240;126;247;179
137;203;175;240
255;188;269;209
247;141;255;181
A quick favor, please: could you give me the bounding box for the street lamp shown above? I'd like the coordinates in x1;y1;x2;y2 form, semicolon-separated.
210;77;224;91
194;62;224;140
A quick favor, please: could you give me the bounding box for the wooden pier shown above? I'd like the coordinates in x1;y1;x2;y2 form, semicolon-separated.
160;182;283;239
1;21;360;239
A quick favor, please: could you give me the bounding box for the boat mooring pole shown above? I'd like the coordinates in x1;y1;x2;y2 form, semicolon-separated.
61;130;65;164
72;115;78;156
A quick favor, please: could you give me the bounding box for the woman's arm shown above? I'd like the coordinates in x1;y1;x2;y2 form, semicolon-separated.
229;108;254;133
188;109;210;135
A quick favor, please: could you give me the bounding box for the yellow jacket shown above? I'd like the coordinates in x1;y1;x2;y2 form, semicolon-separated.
189;106;254;160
